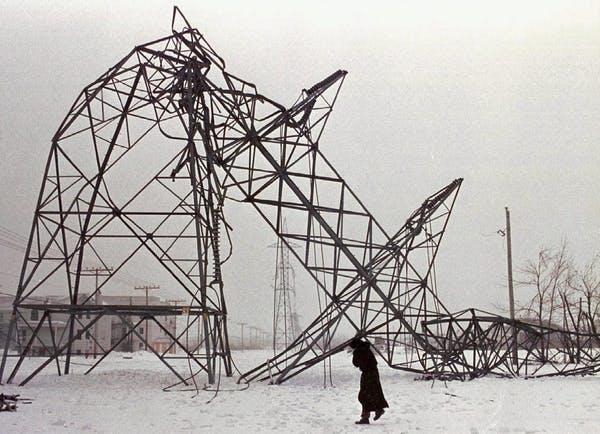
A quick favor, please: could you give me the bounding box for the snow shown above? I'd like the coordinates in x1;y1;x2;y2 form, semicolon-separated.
1;350;599;433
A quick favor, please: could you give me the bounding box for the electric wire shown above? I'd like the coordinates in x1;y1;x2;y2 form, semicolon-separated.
162;201;251;400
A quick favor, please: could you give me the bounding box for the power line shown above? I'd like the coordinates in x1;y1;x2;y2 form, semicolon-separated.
0;225;157;288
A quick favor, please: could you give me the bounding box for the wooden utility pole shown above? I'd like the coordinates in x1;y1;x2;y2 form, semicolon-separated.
134;285;160;351
81;266;113;359
505;207;518;366
239;322;247;351
166;299;185;306
166;299;184;350
256;327;261;348
249;326;257;349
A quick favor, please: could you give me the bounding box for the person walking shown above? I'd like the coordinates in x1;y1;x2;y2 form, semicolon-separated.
348;337;389;424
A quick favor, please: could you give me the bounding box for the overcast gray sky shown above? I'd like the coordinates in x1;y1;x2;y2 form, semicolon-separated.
1;0;599;334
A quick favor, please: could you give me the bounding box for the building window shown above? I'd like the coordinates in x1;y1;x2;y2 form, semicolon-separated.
31;310;39;321
85;330;91;339
140;327;144;335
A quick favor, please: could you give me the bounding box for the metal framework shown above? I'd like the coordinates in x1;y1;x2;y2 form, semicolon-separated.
418;308;600;380
272;219;300;352
243;179;464;383
0;8;237;386
2;8;599;387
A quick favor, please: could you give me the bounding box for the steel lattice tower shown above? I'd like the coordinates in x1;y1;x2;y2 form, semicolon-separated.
0;8;235;386
272;220;300;352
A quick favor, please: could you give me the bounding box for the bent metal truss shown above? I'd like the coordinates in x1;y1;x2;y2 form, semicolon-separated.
2;8;598;386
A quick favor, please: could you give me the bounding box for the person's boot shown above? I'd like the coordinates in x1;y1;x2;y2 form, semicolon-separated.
374;409;385;421
355;409;370;424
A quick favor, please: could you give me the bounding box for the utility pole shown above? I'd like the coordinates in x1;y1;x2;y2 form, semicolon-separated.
505;207;518;367
238;322;246;351
254;327;261;349
166;299;184;353
166;299;185;306
81;266;113;359
134;285;160;351
251;326;259;349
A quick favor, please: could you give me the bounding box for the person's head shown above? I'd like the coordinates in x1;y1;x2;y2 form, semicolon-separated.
349;338;363;349
346;337;366;353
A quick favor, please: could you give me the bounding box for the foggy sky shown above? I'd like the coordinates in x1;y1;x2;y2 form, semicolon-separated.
1;0;599;335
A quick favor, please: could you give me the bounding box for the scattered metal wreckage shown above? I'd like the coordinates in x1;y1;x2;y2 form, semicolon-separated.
0;393;32;412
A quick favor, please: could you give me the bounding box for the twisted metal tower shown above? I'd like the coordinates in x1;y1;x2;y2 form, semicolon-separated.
0;7;464;386
0;8;236;386
3;8;597;387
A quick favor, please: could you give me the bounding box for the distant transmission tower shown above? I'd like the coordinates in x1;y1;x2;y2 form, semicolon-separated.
272;220;300;352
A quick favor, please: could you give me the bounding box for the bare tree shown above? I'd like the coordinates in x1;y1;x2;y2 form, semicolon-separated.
568;254;600;335
514;241;574;361
515;241;573;329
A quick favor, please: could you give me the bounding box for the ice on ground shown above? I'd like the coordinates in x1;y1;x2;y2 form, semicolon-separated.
1;350;599;433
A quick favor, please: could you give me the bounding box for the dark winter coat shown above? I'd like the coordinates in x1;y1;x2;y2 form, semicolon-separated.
352;341;389;412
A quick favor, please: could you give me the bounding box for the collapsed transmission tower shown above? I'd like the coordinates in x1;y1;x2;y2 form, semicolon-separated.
272;220;300;352
0;8;235;386
2;8;599;387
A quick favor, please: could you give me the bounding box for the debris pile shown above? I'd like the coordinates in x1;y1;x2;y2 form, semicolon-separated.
0;393;32;412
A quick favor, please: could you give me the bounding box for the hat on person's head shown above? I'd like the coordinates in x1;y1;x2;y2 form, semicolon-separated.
349;337;363;349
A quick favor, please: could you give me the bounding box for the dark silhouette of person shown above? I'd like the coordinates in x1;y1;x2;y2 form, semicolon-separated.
349;337;389;424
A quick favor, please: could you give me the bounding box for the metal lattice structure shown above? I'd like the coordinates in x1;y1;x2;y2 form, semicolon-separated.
243;179;464;383
419;308;600;380
2;8;599;387
0;8;238;386
272;220;300;352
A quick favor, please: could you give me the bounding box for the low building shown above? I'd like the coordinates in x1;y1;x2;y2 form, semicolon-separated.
101;295;177;354
0;295;14;348
0;293;177;356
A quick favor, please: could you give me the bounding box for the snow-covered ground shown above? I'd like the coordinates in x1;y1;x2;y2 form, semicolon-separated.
1;350;599;433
